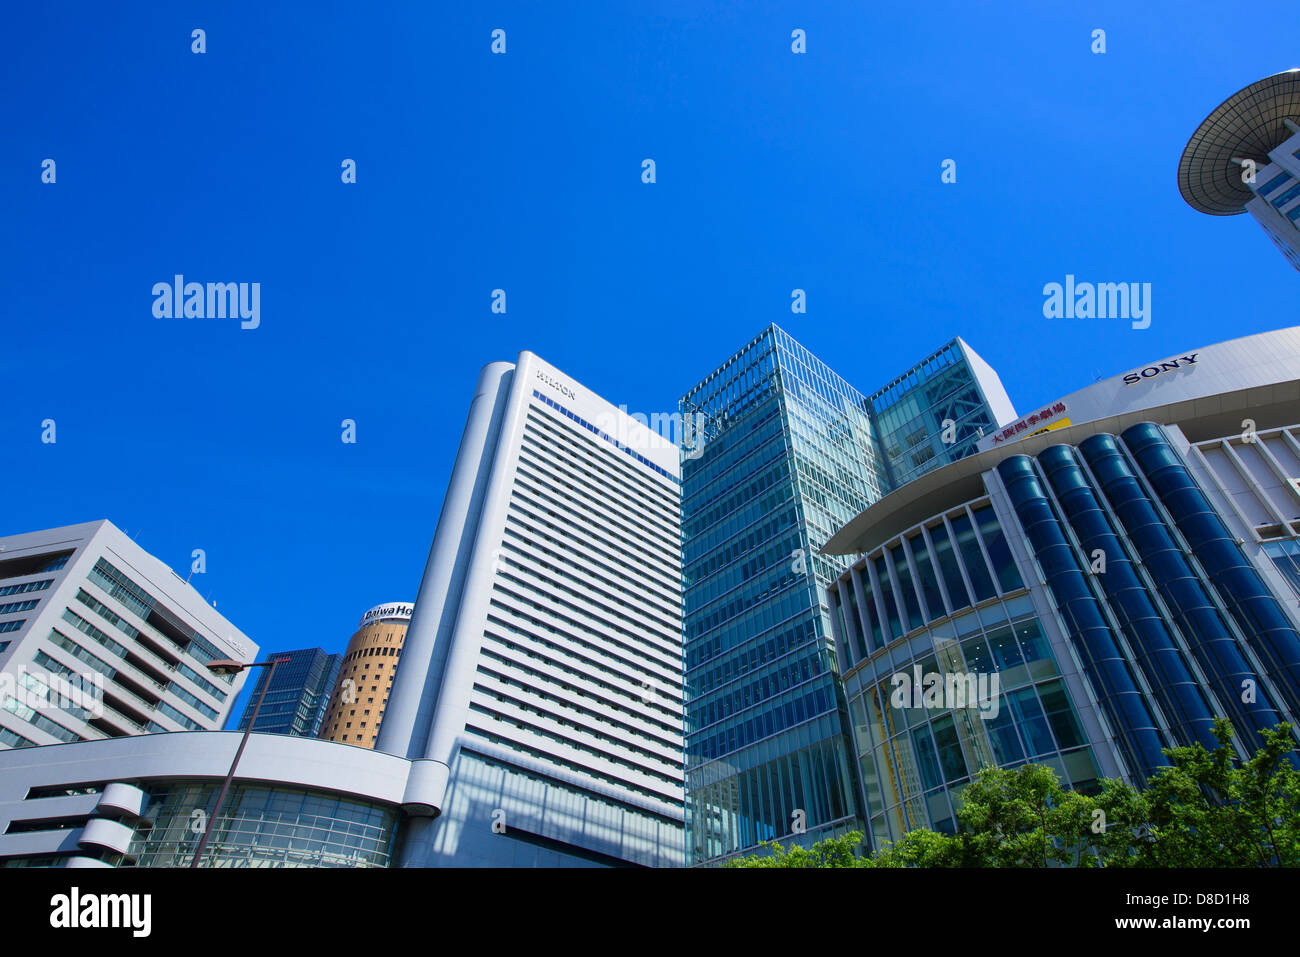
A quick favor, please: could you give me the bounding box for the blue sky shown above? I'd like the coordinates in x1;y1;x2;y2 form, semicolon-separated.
3;2;1298;720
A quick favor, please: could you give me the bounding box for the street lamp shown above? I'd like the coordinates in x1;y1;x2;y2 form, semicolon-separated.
188;655;291;868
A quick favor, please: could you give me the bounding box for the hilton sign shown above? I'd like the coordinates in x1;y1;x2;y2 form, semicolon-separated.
536;368;576;400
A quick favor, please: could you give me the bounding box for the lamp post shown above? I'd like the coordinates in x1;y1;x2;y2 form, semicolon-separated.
188;655;291;868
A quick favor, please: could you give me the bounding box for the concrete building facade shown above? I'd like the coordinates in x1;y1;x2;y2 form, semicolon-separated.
376;352;686;867
0;520;256;749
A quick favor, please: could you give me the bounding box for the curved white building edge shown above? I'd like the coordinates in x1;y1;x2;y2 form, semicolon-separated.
377;351;685;868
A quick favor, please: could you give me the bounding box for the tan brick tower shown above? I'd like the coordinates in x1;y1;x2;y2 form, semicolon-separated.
319;603;412;749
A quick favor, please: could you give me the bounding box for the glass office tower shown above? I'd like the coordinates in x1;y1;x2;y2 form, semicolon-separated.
679;325;884;864
868;338;1017;490
235;647;341;738
678;324;1014;864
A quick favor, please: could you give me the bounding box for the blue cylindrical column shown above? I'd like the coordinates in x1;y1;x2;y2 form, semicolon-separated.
997;455;1169;780
1122;423;1300;723
1080;432;1283;752
1038;444;1218;751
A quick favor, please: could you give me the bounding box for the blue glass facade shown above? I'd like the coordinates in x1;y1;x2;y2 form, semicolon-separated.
679;326;1013;863
679;326;882;863
235;648;342;738
1077;432;1288;754
868;340;1004;489
830;409;1300;846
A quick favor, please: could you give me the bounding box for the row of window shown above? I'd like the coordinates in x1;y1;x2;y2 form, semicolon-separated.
518;420;680;585
523;407;679;528
130;783;397;868
689;679;837;764
834;500;1024;669
74;588;224;700
0;579;52;597
478;644;681;752
1264;539;1300;601
1256;167;1300;226
687;711;854;861
475;666;681;784
89;558;234;682
484;618;682;728
531;390;678;484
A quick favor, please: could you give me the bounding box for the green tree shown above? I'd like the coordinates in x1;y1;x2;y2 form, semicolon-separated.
955;763;1093;867
867;826;965;867
725;720;1300;868
724;830;869;868
1118;719;1300;867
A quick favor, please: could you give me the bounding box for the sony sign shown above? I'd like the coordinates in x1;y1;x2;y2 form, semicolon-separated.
1123;353;1199;385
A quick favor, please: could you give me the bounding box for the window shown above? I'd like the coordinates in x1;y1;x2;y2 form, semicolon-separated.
973;505;1024;594
1272;181;1300;209
1263;540;1300;600
950;513;996;602
1260;170;1293;197
929;522;971;611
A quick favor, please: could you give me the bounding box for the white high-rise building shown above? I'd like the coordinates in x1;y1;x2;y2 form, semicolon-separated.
1180;69;1300;273
377;352;686;867
0;520;256;749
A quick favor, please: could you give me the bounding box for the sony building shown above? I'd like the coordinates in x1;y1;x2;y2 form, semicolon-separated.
824;326;1300;850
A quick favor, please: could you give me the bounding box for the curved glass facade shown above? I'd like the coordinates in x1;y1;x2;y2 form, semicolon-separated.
992;424;1300;774
830;497;1101;848
1037;445;1220;752
842;594;1102;849
831;414;1300;848
126;782;398;868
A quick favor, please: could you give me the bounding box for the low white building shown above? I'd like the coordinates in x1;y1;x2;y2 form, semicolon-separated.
0;520;257;748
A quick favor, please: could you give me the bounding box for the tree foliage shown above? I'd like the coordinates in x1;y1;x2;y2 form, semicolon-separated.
725;719;1300;867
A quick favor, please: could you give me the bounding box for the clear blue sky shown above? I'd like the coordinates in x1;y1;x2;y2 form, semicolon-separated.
3;2;1298;720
